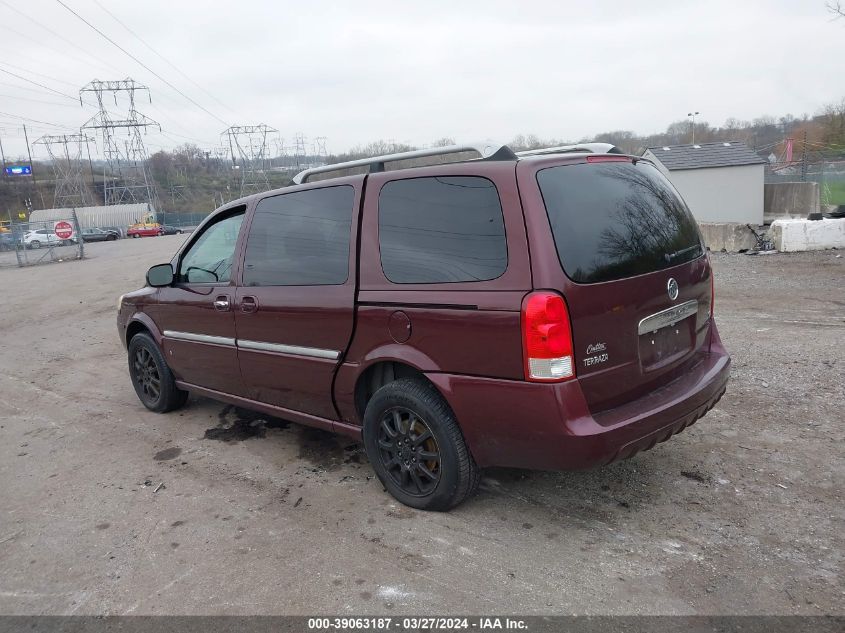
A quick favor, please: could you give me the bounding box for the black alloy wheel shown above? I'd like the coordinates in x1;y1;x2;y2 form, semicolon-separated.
127;332;188;413
133;345;161;404
362;378;480;511
377;407;441;497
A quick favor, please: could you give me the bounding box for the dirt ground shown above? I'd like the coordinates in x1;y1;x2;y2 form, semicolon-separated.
0;237;842;616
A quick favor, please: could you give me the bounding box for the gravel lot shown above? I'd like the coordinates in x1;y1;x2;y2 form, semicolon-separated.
0;237;842;615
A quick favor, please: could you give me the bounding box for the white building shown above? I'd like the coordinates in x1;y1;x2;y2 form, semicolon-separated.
643;142;765;224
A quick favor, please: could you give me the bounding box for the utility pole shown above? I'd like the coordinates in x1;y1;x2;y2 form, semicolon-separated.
1;130;9;223
23;125;45;208
0;130;7;178
85;140;98;204
799;130;808;182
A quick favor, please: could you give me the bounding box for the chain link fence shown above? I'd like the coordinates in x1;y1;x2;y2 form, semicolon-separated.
0;209;84;268
765;160;845;209
157;211;209;230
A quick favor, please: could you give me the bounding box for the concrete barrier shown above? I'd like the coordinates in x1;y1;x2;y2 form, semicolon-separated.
770;218;845;252
698;222;759;252
764;182;820;222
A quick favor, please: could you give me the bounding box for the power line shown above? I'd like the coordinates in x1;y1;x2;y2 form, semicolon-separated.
0;61;82;89
0;67;83;104
0;110;72;128
0;0;126;77
90;0;242;120
0;66;132;118
0;93;82;108
1;64;217;154
54;0;229;126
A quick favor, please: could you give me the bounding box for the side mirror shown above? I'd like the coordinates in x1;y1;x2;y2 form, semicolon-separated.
146;263;174;287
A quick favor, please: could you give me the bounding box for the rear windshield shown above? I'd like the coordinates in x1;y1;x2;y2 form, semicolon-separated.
537;161;703;283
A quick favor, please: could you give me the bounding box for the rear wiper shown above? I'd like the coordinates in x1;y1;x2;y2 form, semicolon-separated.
664;244;700;263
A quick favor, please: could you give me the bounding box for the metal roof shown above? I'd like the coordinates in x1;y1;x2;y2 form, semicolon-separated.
645;141;766;171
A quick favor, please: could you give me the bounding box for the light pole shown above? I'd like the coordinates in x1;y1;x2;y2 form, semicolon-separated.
687;111;700;144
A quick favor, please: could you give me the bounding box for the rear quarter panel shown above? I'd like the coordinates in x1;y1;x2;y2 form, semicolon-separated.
336;162;531;424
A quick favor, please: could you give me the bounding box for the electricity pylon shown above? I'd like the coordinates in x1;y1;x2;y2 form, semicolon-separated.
222;124;279;196
33;134;95;208
80;79;160;208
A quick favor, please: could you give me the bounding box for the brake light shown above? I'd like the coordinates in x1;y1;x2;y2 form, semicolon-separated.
522;292;575;382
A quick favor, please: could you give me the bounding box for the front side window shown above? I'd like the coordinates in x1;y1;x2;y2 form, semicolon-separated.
177;210;244;283
378;176;507;284
242;185;354;286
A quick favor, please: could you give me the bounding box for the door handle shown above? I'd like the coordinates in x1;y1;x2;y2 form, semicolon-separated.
240;295;258;314
213;295;231;312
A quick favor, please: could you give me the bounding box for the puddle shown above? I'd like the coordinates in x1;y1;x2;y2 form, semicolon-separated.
154;447;182;461
204;405;290;442
203;405;366;471
297;427;356;471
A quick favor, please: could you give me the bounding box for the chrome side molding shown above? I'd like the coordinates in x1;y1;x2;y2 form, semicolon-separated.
164;330;341;360
236;339;340;360
163;330;236;347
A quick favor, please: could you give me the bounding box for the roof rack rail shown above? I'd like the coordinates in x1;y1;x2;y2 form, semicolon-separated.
292;141;516;184
516;142;623;157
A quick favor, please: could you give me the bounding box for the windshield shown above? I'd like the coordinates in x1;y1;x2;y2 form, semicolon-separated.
537;160;703;283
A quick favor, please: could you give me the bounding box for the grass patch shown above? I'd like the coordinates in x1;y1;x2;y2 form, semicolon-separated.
824;181;845;206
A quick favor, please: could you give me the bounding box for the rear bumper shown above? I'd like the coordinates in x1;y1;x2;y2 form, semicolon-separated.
426;325;730;471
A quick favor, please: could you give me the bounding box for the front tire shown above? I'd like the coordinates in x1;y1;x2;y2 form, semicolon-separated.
363;378;480;511
128;332;188;413
30;240;41;249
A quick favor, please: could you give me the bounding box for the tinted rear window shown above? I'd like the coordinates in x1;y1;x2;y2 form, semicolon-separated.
536;161;702;283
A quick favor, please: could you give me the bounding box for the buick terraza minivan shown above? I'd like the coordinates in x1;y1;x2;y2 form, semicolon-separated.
118;142;730;510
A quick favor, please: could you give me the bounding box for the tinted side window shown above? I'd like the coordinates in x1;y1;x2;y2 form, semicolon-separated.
378;176;507;284
177;211;244;283
242;185;354;286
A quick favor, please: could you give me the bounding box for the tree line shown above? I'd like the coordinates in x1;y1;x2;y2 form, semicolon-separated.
3;96;843;218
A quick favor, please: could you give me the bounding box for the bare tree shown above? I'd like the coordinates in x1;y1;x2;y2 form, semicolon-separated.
828;1;844;18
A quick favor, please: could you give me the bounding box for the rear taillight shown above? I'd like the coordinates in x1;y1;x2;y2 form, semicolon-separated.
522;291;575;382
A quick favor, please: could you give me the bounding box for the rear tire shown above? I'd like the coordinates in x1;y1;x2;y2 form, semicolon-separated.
128;332;188;413
363;378;480;511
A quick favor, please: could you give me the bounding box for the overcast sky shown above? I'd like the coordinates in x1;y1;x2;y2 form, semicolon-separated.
1;0;843;161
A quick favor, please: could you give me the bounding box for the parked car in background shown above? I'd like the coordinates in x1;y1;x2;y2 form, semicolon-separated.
127;223;163;238
81;227;120;242
101;226;126;238
21;229;76;248
0;232;16;251
161;225;185;235
118;142;730;511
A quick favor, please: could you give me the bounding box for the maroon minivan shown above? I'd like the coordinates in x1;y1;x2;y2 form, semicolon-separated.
117;142;730;511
